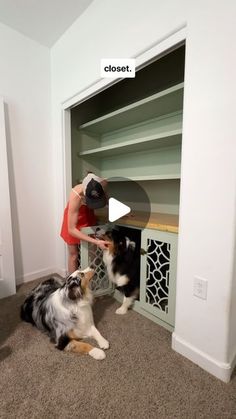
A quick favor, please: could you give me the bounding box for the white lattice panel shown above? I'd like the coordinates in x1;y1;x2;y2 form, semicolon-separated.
146;239;171;313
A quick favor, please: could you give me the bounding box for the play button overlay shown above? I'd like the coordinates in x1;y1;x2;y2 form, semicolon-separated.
88;176;151;234
106;176;151;230
108;198;131;222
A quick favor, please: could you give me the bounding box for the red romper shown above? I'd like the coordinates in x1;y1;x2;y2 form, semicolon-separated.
60;191;96;245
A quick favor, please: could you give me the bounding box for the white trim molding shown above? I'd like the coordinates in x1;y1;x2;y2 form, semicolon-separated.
172;333;233;383
62;26;187;111
16;267;66;285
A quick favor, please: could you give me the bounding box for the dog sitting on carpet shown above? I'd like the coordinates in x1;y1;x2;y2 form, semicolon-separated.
20;268;109;360
96;226;141;315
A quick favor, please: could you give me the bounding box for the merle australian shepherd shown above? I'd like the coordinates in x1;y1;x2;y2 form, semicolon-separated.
96;226;141;315
20;268;109;360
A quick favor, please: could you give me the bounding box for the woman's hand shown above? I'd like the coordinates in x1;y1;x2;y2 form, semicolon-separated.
96;240;109;250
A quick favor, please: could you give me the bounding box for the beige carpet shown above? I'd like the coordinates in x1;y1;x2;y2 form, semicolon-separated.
0;278;236;419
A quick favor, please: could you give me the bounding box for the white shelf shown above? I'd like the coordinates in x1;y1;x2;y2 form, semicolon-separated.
79;174;181;183
76;82;184;186
99;144;181;181
106;174;181;181
79;130;182;158
79;83;184;134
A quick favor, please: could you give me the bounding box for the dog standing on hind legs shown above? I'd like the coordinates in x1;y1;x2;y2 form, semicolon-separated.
96;226;141;315
20;268;109;360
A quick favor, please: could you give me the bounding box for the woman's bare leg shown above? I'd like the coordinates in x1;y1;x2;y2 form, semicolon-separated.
67;244;79;274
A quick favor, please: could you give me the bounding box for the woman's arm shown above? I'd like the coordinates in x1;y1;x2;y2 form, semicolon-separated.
68;195;108;250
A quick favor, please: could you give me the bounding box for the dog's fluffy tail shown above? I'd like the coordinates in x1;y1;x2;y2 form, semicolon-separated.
20;295;34;324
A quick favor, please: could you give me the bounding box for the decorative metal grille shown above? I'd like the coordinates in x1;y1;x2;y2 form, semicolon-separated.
87;242;110;293
146;239;170;313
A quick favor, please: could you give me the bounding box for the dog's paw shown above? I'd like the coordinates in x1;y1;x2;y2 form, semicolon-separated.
89;348;106;360
116;275;129;287
98;338;109;350
115;306;128;315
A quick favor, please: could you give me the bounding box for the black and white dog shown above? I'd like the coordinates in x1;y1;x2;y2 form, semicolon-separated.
20;268;109;360
96;226;141;315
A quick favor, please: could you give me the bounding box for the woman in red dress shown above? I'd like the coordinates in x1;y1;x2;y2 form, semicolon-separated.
60;173;109;273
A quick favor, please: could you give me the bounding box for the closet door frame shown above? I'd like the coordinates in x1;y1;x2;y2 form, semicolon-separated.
60;26;186;287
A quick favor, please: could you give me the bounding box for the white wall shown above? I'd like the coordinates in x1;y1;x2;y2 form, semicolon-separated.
0;23;56;283
173;1;236;381
51;0;236;381
228;221;236;368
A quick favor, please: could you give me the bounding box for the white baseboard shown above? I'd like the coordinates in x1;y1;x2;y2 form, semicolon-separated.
54;267;67;278
16;267;66;285
172;333;233;383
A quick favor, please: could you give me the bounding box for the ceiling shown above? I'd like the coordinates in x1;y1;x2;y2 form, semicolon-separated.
0;0;94;47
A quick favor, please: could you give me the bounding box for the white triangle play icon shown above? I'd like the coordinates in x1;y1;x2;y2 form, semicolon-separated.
108;198;131;222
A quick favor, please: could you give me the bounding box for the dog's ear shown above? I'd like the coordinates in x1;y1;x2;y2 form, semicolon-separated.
84;270;94;281
81;269;95;290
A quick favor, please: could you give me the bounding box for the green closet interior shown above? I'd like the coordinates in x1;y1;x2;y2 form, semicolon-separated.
71;46;184;217
70;45;185;330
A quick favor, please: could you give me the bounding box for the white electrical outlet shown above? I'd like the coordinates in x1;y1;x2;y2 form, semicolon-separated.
193;276;208;300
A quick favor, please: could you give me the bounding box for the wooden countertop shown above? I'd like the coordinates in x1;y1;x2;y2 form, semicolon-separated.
95;209;179;233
